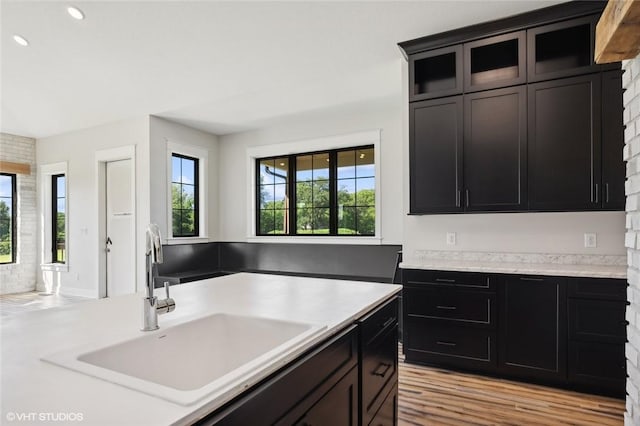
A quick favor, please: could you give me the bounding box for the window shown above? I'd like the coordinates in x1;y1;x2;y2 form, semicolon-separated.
0;173;16;264
171;153;199;237
52;174;66;263
257;146;375;236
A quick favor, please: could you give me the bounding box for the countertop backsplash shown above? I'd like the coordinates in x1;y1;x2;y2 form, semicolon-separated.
409;250;627;266
400;250;627;279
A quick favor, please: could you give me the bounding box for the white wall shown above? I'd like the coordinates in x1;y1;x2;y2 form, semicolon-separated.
149;116;219;242
217;97;404;244
36;118;150;297
399;60;626;259
0;133;37;295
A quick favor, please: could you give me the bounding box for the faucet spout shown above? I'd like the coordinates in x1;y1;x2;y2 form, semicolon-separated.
145;224;163;298
142;224;174;331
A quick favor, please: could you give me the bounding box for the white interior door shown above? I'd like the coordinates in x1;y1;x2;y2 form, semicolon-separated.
106;159;135;297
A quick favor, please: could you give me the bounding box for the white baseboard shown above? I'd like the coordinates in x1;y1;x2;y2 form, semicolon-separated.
58;286;96;298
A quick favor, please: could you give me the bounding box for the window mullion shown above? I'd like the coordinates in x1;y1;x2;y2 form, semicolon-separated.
329;151;337;235
290;155;297;236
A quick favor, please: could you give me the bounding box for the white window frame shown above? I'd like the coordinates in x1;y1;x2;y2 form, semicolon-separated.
40;162;69;272
166;141;209;244
246;129;382;245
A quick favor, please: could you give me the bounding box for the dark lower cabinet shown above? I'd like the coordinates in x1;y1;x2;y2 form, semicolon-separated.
403;273;497;373
403;269;626;397
499;276;567;382
283;367;358;426
369;384;398;426
567;277;627;397
195;296;399;425
359;298;399;426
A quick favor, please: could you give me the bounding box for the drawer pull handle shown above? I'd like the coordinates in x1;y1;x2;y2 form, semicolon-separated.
436;305;457;310
436;341;457;347
372;362;392;378
519;277;544;282
381;317;396;329
435;278;456;283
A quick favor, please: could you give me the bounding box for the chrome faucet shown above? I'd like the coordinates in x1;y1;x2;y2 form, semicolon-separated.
142;224;175;331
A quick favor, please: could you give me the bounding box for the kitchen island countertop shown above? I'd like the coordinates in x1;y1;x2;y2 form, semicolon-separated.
0;273;400;426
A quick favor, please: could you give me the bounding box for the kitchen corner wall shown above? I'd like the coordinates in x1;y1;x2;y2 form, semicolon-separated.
0;133;37;295
149;116;219;242
623;55;640;425
36;117;150;297
399;60;626;260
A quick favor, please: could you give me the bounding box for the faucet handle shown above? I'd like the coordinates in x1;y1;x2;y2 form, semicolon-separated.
164;281;170;299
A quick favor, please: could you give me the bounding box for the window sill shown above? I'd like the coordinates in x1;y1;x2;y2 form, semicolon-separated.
41;263;69;272
247;236;382;245
166;237;211;245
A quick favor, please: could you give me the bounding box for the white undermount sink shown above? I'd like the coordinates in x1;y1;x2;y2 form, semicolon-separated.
42;313;326;406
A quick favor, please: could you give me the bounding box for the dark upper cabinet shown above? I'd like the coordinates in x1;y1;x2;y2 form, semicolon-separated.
500;276;567;382
404;5;624;215
410;96;463;213
527;15;601;82
464;31;526;92
601;70;626;210
464;86;526;211
409;45;462;101
528;74;602;211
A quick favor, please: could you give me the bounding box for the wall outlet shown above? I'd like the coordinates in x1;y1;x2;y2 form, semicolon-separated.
446;232;457;246
584;233;597;248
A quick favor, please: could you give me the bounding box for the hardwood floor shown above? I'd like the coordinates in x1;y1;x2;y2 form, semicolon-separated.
0;291;88;318
398;351;625;426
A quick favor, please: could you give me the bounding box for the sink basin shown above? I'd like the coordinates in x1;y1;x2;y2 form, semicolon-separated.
43;313;325;406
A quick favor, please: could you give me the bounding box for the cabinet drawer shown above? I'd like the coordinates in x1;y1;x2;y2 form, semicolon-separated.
361;325;398;426
403;269;494;290
369;382;397;426
405;319;495;364
405;287;495;326
568;299;626;343
568;277;627;301
569;341;625;396
360;297;398;346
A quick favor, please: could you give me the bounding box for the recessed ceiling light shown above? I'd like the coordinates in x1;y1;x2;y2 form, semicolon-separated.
13;35;29;46
279;162;285;167
67;6;85;20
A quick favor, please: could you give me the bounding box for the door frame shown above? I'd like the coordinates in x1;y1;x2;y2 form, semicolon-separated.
95;145;136;298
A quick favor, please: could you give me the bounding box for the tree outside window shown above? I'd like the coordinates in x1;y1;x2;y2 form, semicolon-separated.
0;173;16;264
257;146;375;236
52;174;66;263
172;154;199;237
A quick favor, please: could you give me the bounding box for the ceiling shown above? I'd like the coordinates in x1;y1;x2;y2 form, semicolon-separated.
1;0;563;139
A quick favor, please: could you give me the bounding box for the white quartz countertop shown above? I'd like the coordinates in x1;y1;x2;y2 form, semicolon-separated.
0;273;400;426
400;260;627;279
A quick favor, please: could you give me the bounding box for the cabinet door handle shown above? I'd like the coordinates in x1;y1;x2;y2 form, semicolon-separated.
519;277;544;282
606;183;610;204
435;278;455;283
436;341;457;347
381;317;395;329
595;183;599;204
372;362;392;377
436;305;457;310
456;190;461;208
465;189;470;208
